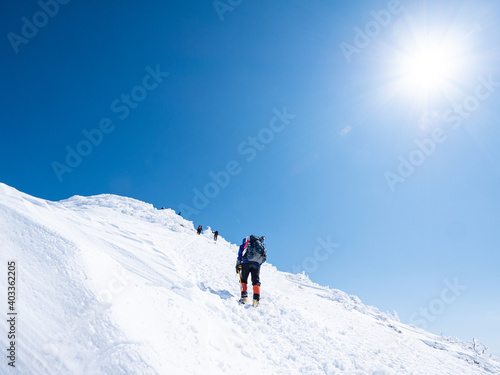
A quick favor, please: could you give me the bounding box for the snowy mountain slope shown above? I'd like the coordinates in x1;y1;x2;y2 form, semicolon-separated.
1;183;499;375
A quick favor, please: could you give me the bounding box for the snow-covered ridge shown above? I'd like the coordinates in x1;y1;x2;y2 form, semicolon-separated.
1;183;499;374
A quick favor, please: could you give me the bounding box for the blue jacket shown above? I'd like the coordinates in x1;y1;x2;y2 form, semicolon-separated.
237;236;267;266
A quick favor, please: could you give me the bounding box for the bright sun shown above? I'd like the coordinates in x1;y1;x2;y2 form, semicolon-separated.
405;46;449;85
394;36;466;99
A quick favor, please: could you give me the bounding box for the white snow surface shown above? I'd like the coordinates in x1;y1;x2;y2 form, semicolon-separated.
1;183;499;375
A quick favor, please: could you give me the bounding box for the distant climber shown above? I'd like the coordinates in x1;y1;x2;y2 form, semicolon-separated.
178;211;181;216
197;225;203;235
213;230;219;241
160;207;165;210
236;235;267;306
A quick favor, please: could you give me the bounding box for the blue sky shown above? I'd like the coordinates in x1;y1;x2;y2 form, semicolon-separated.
2;0;500;355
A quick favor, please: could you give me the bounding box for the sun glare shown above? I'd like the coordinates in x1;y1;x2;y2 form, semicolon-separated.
406;46;449;83
397;41;460;96
392;30;469;101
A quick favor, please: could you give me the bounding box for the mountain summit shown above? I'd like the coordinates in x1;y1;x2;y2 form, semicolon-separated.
1;183;498;374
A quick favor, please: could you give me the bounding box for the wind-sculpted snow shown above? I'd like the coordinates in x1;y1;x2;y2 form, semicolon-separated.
0;183;499;374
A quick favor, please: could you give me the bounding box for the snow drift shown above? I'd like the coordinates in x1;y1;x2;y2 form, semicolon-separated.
0;183;499;375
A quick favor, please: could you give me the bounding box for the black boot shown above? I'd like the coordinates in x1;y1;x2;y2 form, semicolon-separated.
239;291;248;304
